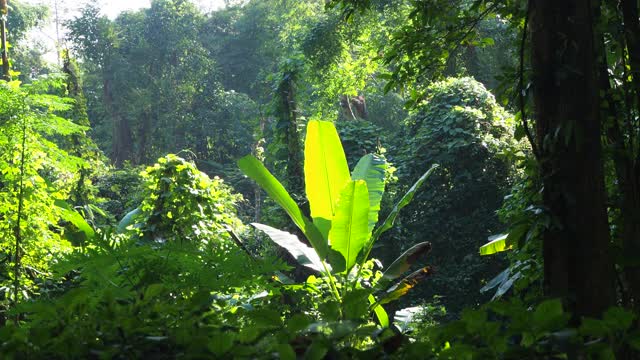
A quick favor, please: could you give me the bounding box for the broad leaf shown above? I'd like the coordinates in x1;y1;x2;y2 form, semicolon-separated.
86;204;107;218
117;207;141;234
328;180;370;272
382;242;432;281
365;164;438;258
238;155;327;258
479;267;510;294
479;233;511;255
480;266;520;300
273;271;295;285
368;294;389;327
304;120;351;238
352;154;387;232
491;272;520;300
252;223;330;274
55;200;95;240
481;260;529;299
377;266;433;306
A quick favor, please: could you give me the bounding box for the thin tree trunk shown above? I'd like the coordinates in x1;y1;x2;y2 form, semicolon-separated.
253;113;267;223
530;0;614;318
1;0;10;81
595;13;631;302
104;77;132;166
621;0;640;115
138;110;151;164
619;0;640;309
279;73;304;196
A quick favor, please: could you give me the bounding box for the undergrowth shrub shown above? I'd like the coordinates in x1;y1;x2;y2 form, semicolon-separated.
0;77;94;323
390;77;521;315
0;155;287;358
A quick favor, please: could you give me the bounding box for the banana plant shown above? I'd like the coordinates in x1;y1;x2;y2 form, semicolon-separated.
238;120;438;327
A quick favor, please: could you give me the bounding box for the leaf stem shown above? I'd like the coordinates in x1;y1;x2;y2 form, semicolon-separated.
322;261;342;304
13;105;28;325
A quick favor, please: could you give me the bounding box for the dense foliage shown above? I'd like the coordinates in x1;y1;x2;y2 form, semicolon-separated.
0;0;639;358
390;77;520;314
0;76;90;320
1;155;286;358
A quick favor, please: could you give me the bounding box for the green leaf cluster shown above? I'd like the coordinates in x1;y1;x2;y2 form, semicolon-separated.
240;119;438;329
0;77;97;312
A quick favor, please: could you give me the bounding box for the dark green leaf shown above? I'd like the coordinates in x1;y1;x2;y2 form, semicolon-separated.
209;332;234;355
365;164;438;257
603;307;635;331
533;299;568;331
377;266;434;305
305;341;328;360
382;242;432;281
277;344;296;360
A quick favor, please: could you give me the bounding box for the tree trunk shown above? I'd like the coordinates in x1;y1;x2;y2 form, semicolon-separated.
278;72;304;196
619;0;640;310
530;0;614;318
253;114;267;223
137;110;151;164
104;77;132;166
1;0;10;81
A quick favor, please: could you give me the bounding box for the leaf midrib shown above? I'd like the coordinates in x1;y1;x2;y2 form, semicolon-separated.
345;182;356;267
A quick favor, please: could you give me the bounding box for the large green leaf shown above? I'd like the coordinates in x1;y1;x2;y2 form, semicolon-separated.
55;200;95;240
252;223;330;274
328;180;370;272
117;207;141;234
369;294;389;327
479;233;511;255
238;155;327;258
304;120;351;238
364;164;439;258
381;241;432;281
352;154;387;232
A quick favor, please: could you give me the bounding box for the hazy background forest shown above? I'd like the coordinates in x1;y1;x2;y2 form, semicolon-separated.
0;0;639;358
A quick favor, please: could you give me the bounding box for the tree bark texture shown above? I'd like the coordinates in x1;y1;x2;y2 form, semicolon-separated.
278;73;304;196
530;0;615;318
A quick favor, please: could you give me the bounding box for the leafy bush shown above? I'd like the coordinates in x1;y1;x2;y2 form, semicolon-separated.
391;77;521;315
0;77;92;322
399;299;640;359
120;154;244;245
94;165;144;221
238;119;438;351
0;154;286;358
